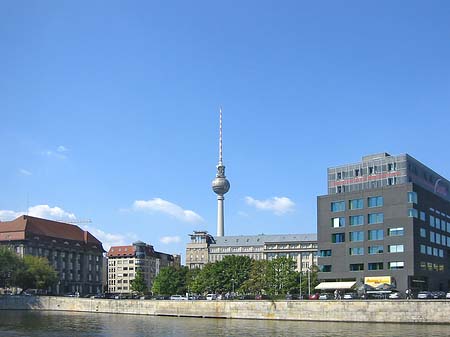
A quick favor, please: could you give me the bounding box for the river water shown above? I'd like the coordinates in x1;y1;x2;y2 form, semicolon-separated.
1;311;450;337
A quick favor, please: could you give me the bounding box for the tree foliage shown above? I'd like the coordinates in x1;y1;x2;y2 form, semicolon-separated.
189;255;252;294
14;255;58;291
0;247;22;288
266;257;298;295
130;269;148;294
152;266;189;295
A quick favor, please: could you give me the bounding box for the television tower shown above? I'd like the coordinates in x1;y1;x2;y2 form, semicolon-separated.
211;107;230;237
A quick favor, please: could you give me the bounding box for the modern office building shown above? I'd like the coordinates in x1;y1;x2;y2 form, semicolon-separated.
317;153;450;292
186;231;317;273
107;241;180;294
0;215;104;295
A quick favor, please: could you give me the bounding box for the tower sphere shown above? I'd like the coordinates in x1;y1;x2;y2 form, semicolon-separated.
212;176;230;195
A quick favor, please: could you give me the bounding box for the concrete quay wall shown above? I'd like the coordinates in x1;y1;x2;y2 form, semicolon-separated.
1;296;449;324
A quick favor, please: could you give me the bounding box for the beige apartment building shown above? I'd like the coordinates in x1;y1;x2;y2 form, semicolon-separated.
107;241;180;294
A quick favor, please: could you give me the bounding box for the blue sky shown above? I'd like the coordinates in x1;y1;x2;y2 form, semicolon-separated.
1;1;450;259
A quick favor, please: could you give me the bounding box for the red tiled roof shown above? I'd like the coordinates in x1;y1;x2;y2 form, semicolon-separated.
107;245;136;257
0;215;103;249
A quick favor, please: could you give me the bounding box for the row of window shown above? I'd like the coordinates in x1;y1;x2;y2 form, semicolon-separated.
419;245;445;258
331;213;384;227
419;262;445;272
332;162;399;181
320;244;404;257
331;192;418;213
320;261;404;272
331;227;403;243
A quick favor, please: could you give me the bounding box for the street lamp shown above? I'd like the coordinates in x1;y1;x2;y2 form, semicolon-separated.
231;278;235;297
307;267;311;297
299;270;302;300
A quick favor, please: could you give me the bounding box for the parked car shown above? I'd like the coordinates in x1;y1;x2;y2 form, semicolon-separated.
319;293;333;300
417;291;432;299
388;291;402;299
446;292;450;299
170;295;187;300
431;291;446;299
308;293;320;300
343;293;357;300
206;294;217;300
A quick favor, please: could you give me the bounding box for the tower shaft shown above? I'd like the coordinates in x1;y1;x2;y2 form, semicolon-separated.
217;195;224;237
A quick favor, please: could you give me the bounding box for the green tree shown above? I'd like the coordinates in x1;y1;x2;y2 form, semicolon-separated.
267;257;297;296
0;247;22;288
152;266;188;295
241;260;271;295
15;255;57;291
130;270;148;294
189;256;252;295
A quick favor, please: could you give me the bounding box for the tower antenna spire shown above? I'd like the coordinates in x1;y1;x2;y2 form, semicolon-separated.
219;106;223;166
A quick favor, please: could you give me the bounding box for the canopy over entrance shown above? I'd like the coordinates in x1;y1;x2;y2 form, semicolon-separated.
315;281;356;290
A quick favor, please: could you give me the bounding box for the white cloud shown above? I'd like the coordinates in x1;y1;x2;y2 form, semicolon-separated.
160;236;181;244
57;145;68;153
0;205;76;221
0;210;23;221
41;145;68;159
132;198;204;223
28;205;76;220
245;196;295;215
19;168;32;176
82;225;137;251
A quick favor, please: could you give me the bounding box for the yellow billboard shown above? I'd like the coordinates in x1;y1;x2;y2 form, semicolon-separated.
364;276;392;287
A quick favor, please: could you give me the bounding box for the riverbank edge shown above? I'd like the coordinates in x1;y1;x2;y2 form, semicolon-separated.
1;296;449;324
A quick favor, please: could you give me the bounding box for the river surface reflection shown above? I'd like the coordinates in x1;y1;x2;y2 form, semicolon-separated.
1;311;450;337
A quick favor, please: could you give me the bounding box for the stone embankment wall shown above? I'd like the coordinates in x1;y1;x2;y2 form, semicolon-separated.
1;296;449;324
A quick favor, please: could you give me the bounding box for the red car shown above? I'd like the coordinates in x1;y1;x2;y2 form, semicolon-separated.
308;293;320;300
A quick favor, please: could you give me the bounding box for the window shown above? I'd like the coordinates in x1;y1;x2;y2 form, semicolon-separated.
388;261;404;270
436;233;441;245
388;227;404;236
331;201;345;212
332;233;345;243
408;208;418;218
368;213;384;224
349;199;363;210
349;247;364;256
388;245;404;253
319;265;332;272
420;228;426;238
350;215;364;226
408;191;418;204
427;246;432;255
420;211;426;221
420;244;426;254
368;262;383;270
439;249;444;258
368;245;383;254
433;248;438;256
436;218;441;230
430;215;435;228
350;263;364;271
349;231;364;242
331;217;345;228
430;231;435;243
319;250;331;257
368;229;384;241
368;196;383;208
